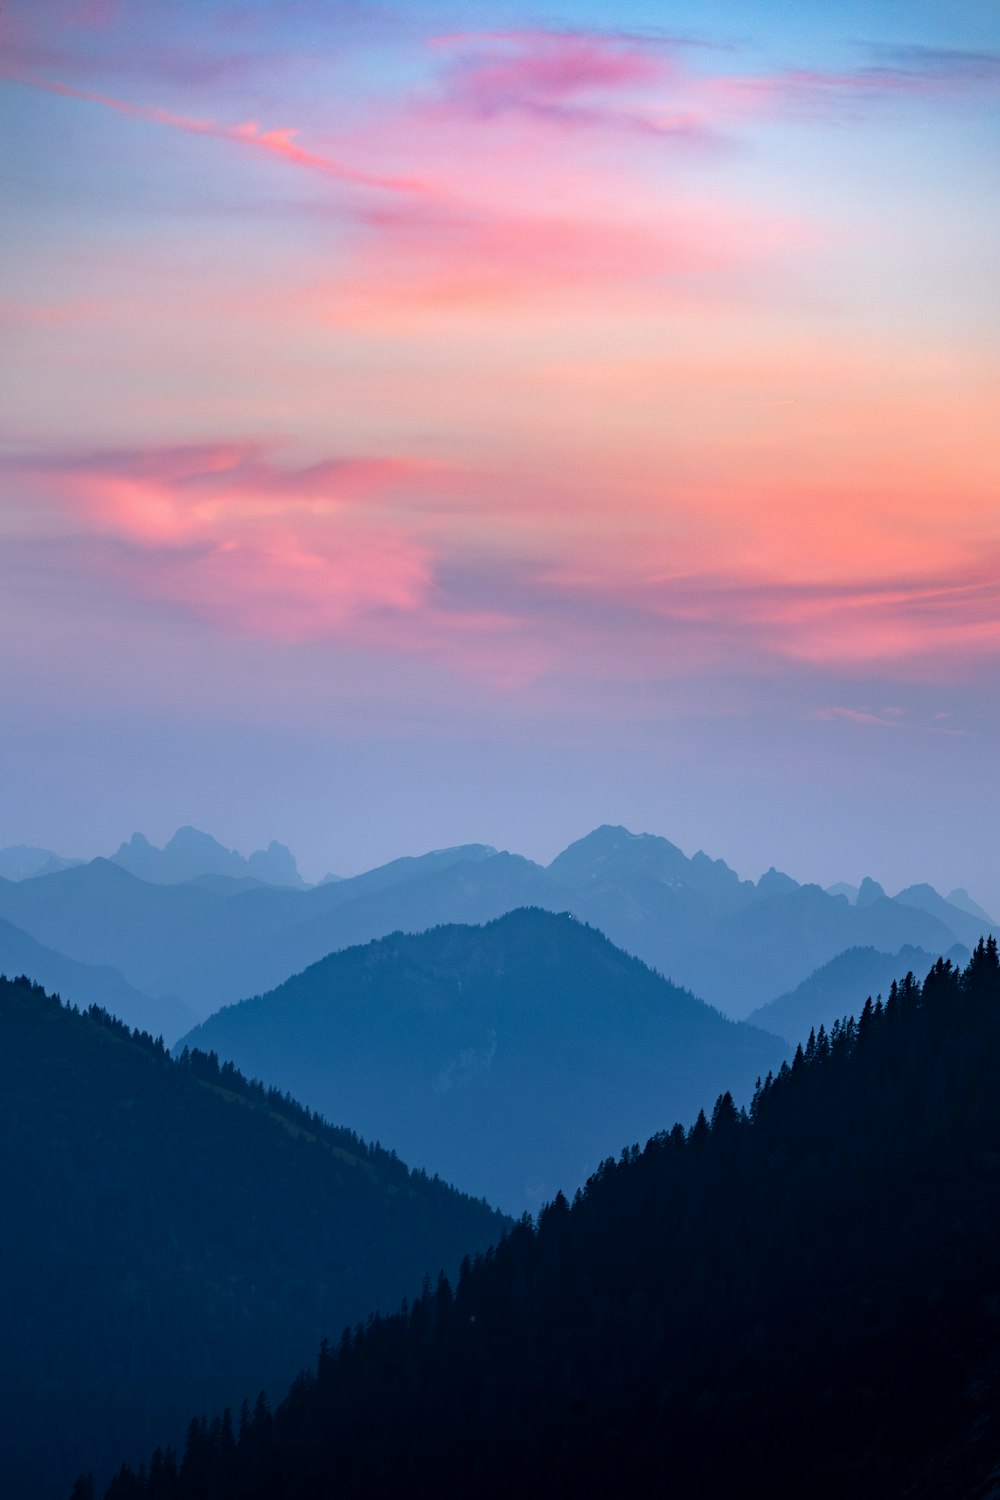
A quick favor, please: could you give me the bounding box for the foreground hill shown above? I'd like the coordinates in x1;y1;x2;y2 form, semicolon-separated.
106;940;1000;1500
179;909;786;1211
0;977;506;1499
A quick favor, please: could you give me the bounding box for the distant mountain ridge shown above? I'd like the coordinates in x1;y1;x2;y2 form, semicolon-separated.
111;826;307;887
746;941;971;1045
178;908;787;1212
0;843;82;880
541;825;990;1017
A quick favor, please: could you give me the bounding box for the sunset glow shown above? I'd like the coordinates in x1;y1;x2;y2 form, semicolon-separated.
2;0;999;902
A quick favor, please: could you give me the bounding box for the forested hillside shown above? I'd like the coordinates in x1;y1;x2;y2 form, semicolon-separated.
103;940;1000;1499
0;977;506;1499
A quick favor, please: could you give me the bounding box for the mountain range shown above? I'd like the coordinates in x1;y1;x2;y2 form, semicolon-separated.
0;824;991;1042
178;908;787;1212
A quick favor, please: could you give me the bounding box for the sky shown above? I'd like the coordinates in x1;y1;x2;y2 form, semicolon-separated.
1;1;999;906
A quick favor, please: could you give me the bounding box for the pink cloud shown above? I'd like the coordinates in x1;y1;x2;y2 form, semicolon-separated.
6;441;998;689
9;443;433;639
5;442;555;686
6;27;812;333
420;29;745;146
328;201;783;321
529;558;1000;679
436;29;666;92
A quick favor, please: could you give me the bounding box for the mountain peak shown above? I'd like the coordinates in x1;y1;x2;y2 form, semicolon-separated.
548;825;685;880
111;827;306;888
856;876;887;907
947;887;996;924
165;825;229;854
117;831;155;854
756;866;800;898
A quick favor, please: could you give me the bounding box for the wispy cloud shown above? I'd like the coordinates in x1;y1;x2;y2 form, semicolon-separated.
706;43;1000;122
530;560;1000;676
423;29;710;139
812;705;901;727
11;75;429;195
866;43;1000;85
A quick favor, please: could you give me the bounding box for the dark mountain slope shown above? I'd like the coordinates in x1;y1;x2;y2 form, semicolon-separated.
0;915;193;1040
179;909;786;1212
746;940;970;1045
0;977;505;1500
107;940;1000;1500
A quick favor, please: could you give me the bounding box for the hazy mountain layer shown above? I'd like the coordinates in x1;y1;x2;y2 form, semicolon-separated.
0;826;990;1023
0;978;506;1500
745;941;970;1045
178;908;787;1211
0;915;193;1039
105;942;1000;1500
546;826;989;1016
0;843;81;880
892;882;993;949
